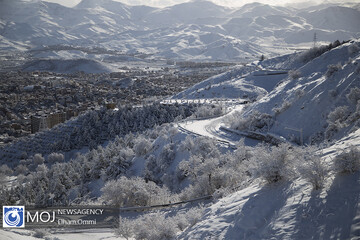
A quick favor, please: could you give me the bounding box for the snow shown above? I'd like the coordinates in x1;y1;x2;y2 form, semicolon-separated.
169;39;360;236
176;40;358;145
299;6;360;33
178;104;252;146
180;129;360;239
1;1;360;239
173;63;289;102
245;40;360;143
21;58;113;73
1;1;359;61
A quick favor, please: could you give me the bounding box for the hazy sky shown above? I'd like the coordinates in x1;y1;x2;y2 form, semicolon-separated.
43;0;340;8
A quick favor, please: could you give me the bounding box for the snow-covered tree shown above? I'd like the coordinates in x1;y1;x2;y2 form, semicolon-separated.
250;143;296;183
297;147;328;190
346;87;360;105
47;152;64;164
334;146;360;174
33;153;45;166
101;176;172;207
133;136;152;156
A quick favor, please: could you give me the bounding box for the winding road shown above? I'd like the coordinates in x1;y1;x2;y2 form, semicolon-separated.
178;104;261;148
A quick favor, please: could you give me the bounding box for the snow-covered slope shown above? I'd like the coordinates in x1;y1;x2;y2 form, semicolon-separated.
142;0;229;27
1;0;359;61
179;128;360;239
172;63;288;101
174;39;360;144
248;40;360;143
230;2;293;18
298;6;360;32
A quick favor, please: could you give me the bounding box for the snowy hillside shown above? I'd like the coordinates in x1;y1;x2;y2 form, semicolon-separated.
172;64;288;100
179;128;360;239
169;41;360;239
173;39;360;145
21;58;113;73
236;40;360;144
179;126;360;239
1;0;360;62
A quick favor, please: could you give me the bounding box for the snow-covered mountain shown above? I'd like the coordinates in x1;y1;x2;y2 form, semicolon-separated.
0;26;360;240
1;0;359;62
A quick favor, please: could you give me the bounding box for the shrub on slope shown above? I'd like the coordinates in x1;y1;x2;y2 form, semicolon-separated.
334;146;360;174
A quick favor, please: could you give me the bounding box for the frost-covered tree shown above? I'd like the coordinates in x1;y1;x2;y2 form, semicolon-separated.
15;164;29;175
297;147;328;190
191;136;220;159
250;143;296;183
327;106;350;124
334;146;360;174
193;104;225;118
133;136;152;156
116;207;204;240
106;147;134;179
289;69;301;80
101;176;172;207
180;135;195;152
47;152;64;164
273;101;292;115
90;146;109;179
325;106;351;139
346;87;360;105
33;153;45;166
228;111;273;132
0;164;13;176
297;40;344;63
325;63;342;78
116;217;134;240
144;143;176;184
48;163;73;205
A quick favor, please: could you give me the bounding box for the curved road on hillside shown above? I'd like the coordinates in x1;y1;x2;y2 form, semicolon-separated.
176;68;289;147
178;105;260;147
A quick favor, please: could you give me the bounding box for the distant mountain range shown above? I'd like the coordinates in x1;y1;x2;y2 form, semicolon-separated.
1;0;359;61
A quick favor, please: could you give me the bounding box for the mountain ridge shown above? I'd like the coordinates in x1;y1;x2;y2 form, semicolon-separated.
0;0;359;61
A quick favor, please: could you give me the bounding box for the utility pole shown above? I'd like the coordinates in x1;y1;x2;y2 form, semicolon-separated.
313;32;317;48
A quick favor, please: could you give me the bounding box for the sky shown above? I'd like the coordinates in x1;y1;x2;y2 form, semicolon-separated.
42;0;335;8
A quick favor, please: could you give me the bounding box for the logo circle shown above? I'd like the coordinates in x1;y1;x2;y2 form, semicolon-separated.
4;210;21;227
